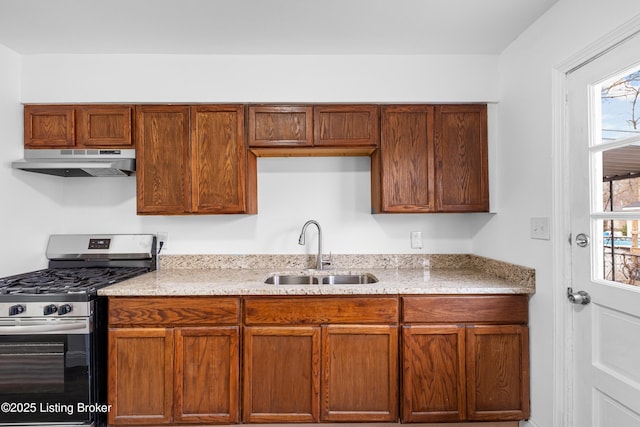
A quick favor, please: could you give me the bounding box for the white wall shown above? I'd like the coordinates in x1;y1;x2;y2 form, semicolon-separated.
16;54;499;256
0;44;63;276
472;1;640;426
21;55;498;103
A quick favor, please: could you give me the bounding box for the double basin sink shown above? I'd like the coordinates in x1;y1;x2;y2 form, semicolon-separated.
265;273;378;285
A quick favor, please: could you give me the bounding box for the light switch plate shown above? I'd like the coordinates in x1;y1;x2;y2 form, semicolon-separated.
530;217;550;240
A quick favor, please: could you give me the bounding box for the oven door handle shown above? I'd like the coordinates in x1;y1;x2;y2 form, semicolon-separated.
0;320;90;335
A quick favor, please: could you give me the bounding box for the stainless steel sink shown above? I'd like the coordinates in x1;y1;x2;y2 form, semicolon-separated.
264;273;378;285
320;274;379;284
264;274;319;285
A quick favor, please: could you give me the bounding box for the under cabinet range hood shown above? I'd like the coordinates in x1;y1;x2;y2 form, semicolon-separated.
12;149;136;177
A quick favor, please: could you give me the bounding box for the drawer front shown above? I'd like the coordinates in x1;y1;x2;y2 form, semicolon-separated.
402;295;528;324
109;297;240;326
244;297;399;325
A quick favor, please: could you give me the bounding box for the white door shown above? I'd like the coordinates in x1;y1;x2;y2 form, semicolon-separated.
569;32;640;427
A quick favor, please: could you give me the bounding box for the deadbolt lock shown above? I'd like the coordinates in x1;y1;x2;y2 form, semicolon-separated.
575;233;590;248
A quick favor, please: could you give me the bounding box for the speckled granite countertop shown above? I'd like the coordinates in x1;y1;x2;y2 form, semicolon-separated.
99;254;535;296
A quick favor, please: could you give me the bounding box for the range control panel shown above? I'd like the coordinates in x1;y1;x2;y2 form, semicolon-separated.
0;302;89;318
88;238;111;250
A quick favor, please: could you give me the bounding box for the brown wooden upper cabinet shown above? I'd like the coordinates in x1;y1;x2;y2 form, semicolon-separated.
372;105;436;213
435;104;489;212
136;105;256;215
24;104;133;148
314;105;379;147
136;105;191;215
248;105;313;147
372;104;488;213
248;104;379;149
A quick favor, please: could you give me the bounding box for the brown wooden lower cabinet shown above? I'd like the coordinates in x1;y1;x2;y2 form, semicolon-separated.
242;296;400;423
107;295;529;426
108;328;174;425
402;324;530;422
401;295;530;423
402;325;467;422
466;324;530;421
322;325;398;421
242;324;398;423
108;326;239;425
174;327;240;423
107;297;241;426
243;326;321;423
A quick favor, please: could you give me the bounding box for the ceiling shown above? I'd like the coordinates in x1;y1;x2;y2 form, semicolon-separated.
0;0;558;55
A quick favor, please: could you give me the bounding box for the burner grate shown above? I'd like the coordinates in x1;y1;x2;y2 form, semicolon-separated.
0;267;148;295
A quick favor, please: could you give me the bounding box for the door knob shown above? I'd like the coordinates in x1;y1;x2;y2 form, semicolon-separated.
567;287;591;305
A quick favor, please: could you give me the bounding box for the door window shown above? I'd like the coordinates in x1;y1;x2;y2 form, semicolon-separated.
596;67;640;287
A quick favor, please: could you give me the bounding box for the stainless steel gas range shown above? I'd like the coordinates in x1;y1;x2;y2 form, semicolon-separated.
0;234;157;427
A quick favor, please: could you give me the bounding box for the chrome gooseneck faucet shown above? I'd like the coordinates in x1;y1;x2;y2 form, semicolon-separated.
298;220;331;270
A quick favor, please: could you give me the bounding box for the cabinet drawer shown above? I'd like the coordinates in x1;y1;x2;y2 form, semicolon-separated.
244;297;398;325
109;297;240;326
402;295;528;324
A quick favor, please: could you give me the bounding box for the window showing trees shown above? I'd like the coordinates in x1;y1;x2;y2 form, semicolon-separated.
600;68;640;285
602;70;640;141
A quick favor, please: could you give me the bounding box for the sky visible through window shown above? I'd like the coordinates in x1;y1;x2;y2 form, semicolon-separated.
601;69;640;141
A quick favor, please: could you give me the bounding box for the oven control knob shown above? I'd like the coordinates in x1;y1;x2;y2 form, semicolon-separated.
44;304;58;315
9;304;26;316
58;304;73;316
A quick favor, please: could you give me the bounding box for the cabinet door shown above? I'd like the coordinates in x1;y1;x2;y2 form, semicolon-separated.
174;327;240;424
314;105;379;147
76;105;133;148
373;105;435;213
466;325;530;421
24;105;75;148
136;106;191;214
243;326;320;423
108;328;174;425
248;105;313;147
191;105;256;214
402;325;466;422
435;104;489;212
321;325;398;422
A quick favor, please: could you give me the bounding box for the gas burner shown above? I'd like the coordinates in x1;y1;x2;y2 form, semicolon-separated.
0;267;149;296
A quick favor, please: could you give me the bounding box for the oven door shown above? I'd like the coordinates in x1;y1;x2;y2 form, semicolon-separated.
0;318;93;425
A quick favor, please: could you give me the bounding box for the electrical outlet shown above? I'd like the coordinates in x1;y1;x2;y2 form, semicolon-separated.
157;232;169;252
530;217;550;240
410;231;423;249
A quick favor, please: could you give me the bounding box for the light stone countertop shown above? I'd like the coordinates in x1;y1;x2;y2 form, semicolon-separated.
99;254;535;296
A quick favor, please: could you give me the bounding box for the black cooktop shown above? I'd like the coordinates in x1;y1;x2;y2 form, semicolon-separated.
0;266;149;296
